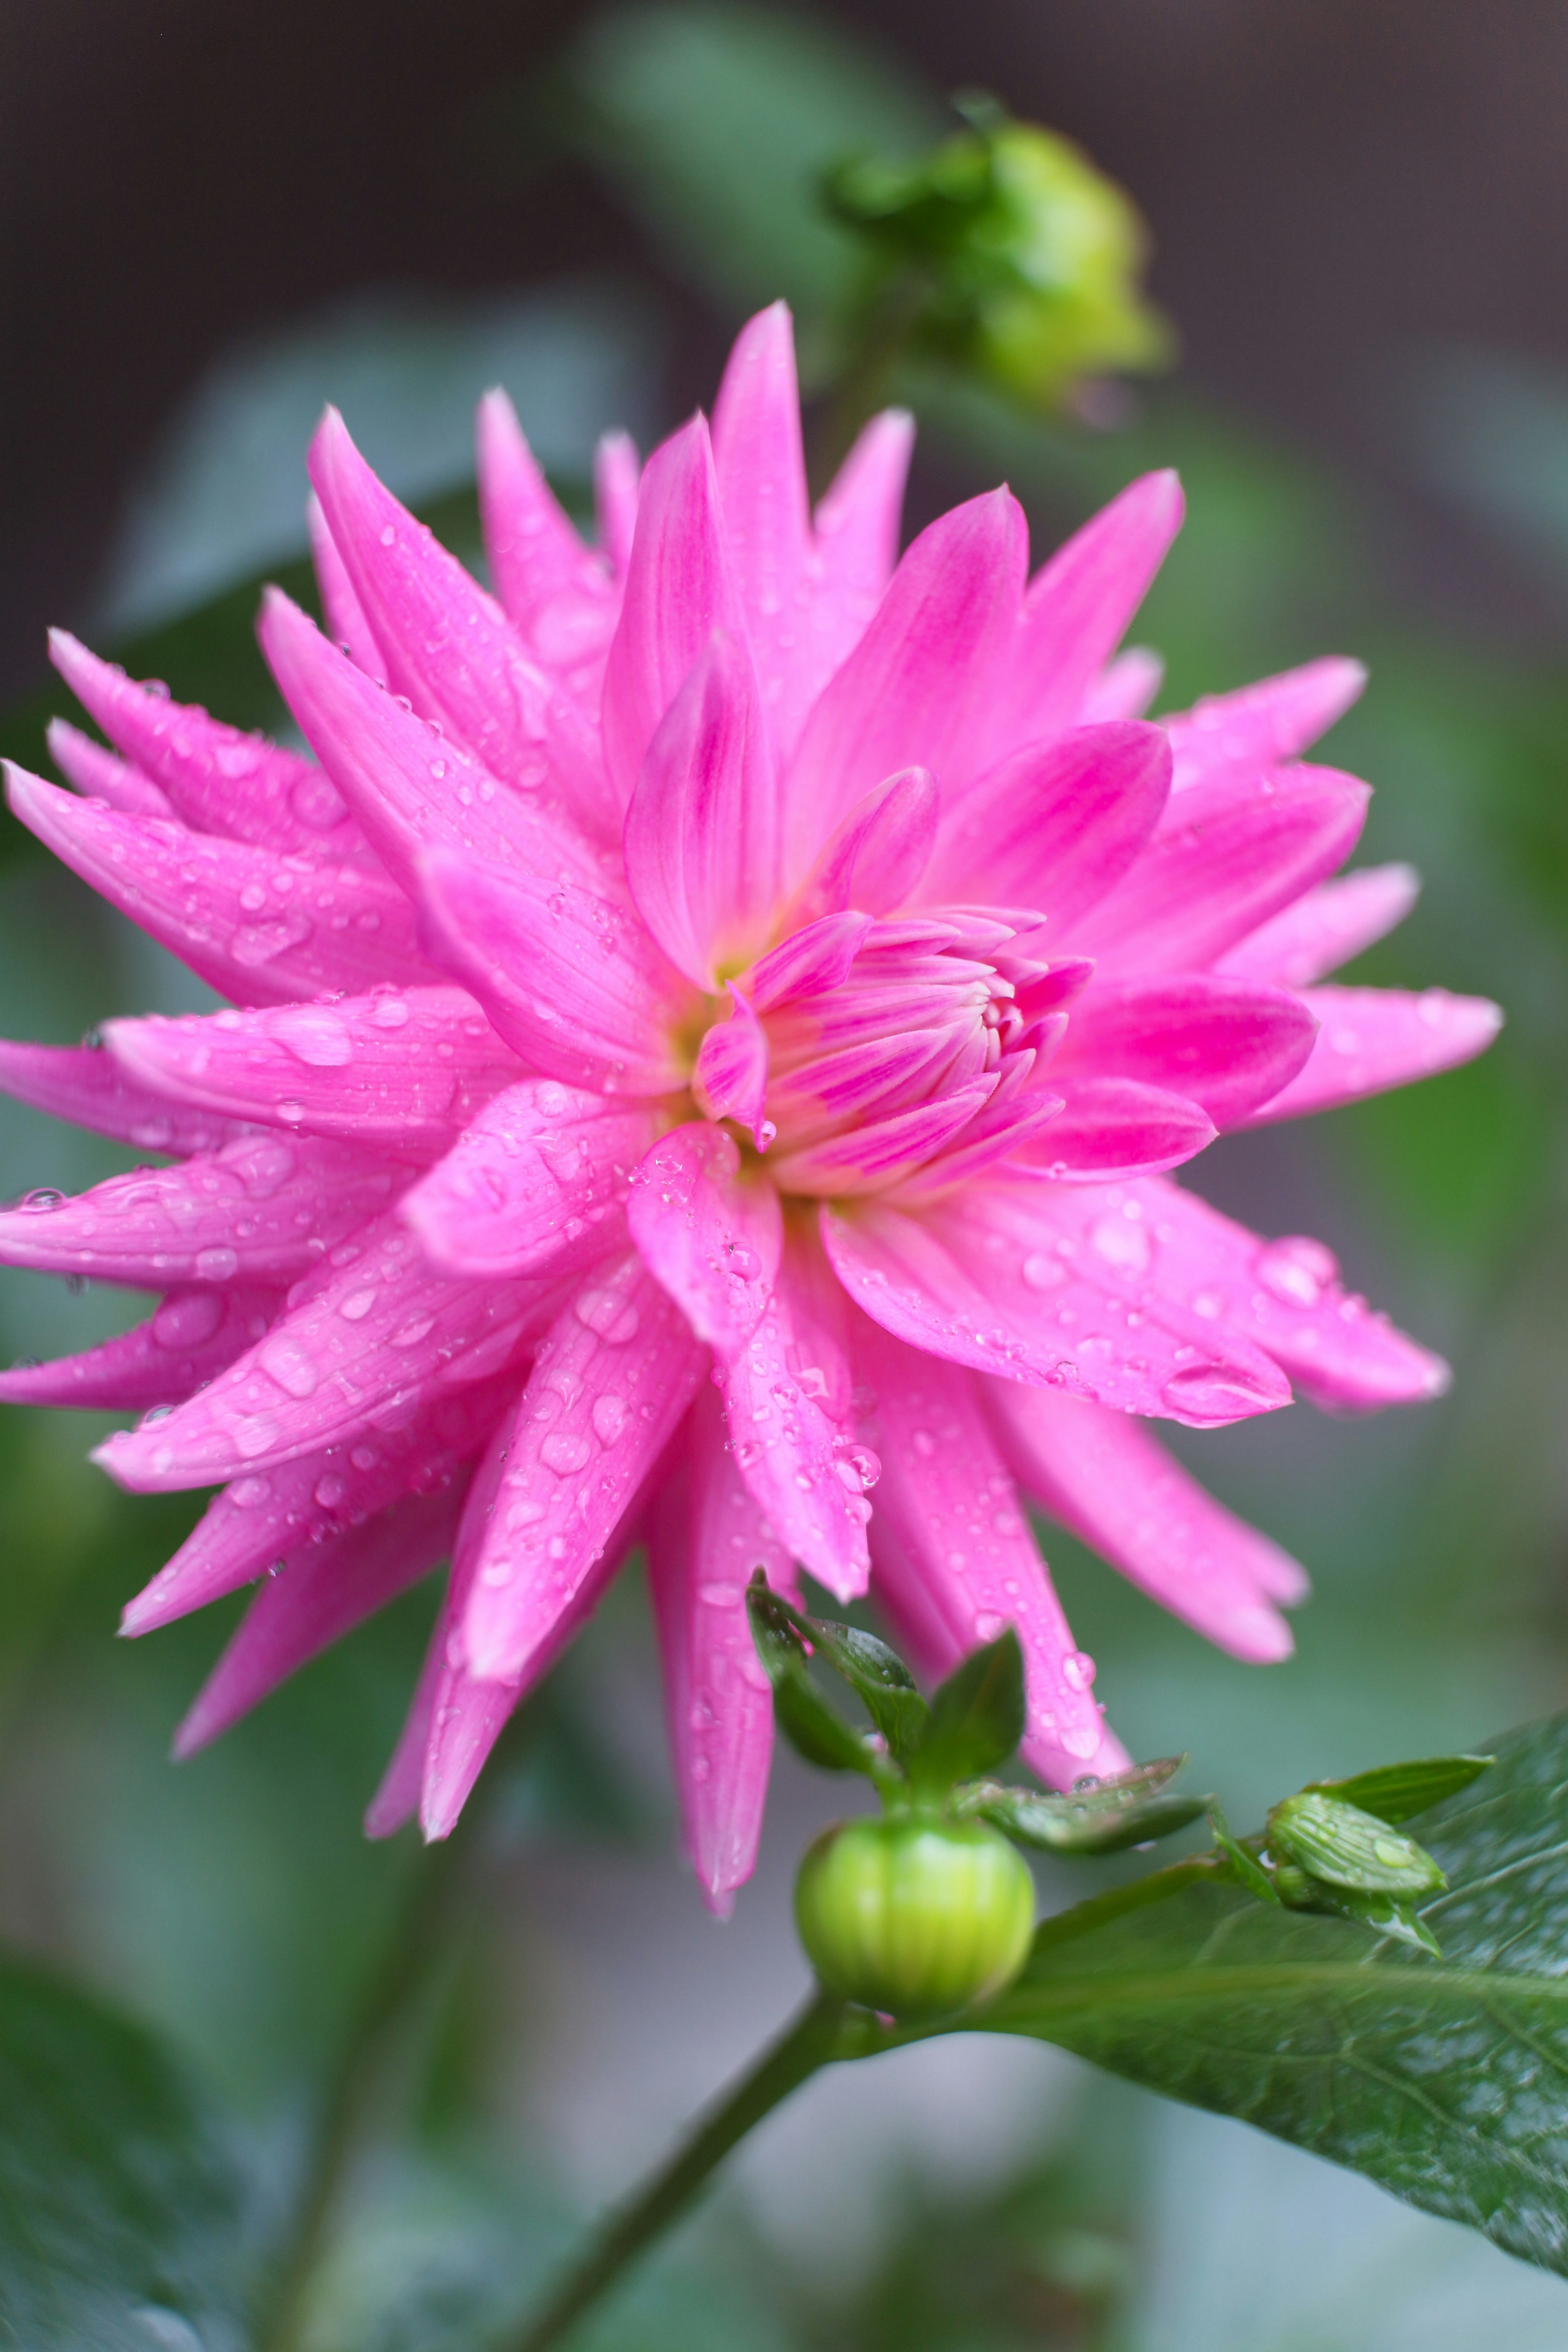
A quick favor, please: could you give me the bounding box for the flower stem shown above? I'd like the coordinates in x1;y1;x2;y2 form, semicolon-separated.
506;1988;851;2352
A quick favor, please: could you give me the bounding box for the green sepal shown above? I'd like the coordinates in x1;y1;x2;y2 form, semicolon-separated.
745;1578;882;1779
1274;1869;1443;1958
1207;1806;1281;1904
1267;1791;1447;1897
906;1630;1026;1800
752;1584;931;1761
1302;1754;1495;1826
971;1758;1210;1855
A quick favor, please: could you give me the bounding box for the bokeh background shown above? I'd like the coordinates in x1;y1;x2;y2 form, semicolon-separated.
5;4;1568;2345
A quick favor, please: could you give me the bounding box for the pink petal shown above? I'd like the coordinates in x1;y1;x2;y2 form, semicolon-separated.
622;628;778;987
49;630;363;861
854;1323;1123;1785
971;472;1183;773
259;588;604;896
416;849;691;1096
601;415;748;810
48;718;174;820
808;408;915;678
647;1384;792;1913
745;910;872;1011
402;1082;655;1279
1068;764;1371;978
1218;864;1421;989
0;1039;252;1155
0;1286;277;1413
1052;974;1318;1126
787;766;938;926
0;1134;408;1288
103;987;520;1156
7;768;437;1006
459;1252;704;1681
822;1190;1292;1425
924;722;1171;922
986;1381;1301;1659
627;1120;782;1353
1167;656;1367;793
476;385;606;631
769;1079;998;1198
307;408;606;823
885;1076;1067;1204
364;1618;443;1837
307;492;381;676
1010;1076;1215;1181
1238;985;1502;1125
783;488;1028;886
595;430;641;578
1080;647;1164;724
711;303;813;756
172;1486;465;1756
692;985;771;1145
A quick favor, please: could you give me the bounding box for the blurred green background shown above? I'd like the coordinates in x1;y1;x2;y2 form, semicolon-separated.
4;5;1568;2345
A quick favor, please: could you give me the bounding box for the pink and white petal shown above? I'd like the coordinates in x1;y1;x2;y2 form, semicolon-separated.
1052;975;1318;1127
417;850;692;1096
172;1486;466;1755
986;1380;1302;1658
627;1121;782;1354
1237;985;1502;1126
402;1082;654;1279
103;987;521;1155
459;1252;704;1682
0;1039;254;1155
1068;764;1370;978
307;492;382;676
1009;1077;1215;1182
622;629;778;987
972;471;1184;771
0;1286;278;1413
7;769;437;1007
648;1384;794;1913
364;1613;445;1837
693;986;771;1145
769;1080;998;1198
854;1325;1124;1784
0;1133;410;1288
477;385;607;631
1166;656;1367;793
886;1082;1067;1205
49;630;365;862
595;431;641;578
745;911;872;1011
808;408;914;660
786;767;938;927
1217;864;1421;989
711;302;813;756
48;719;174;820
784;488;1029;884
601;416;749;810
307;408;607;823
1079;647;1164;724
924;722;1171;921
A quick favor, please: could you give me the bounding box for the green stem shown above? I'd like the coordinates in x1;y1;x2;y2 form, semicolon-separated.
507;1989;851;2352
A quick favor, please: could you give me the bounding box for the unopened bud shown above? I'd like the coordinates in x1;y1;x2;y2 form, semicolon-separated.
795;1816;1034;2020
1268;1791;1446;1898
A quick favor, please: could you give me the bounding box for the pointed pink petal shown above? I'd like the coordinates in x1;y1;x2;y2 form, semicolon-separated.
1218;864;1421;989
692;984;771;1145
745;910;872;1011
854;1324;1122;1785
972;472;1184;772
595;430;641;578
1009;1077;1215;1181
601;415;748;809
307;492;381;676
259;588;604;896
769;1080;998;1198
459;1253;704;1681
172;1486;464;1756
1237;984;1502;1125
1052;975;1318;1126
416;849;691;1096
103;987;521;1156
784;488;1029;885
786;766;938;927
1167;657;1368;793
987;1381;1301;1659
1069;765;1370;978
0;1038;252;1155
716;1232;870;1601
402;1082;654;1279
0;1134;408;1288
648;1384;793;1912
622;628;778;987
627;1120;782;1354
476;385;605;630
712;303;813;752
806;410;915;694
924;722;1171;921
48;718;174;820
365;1612;443;1837
1080;647;1164;724
0;1286;277;1412
7;767;437;1006
885;1076;1067;1204
49;630;364;861
307;408;607;824
822;1190;1291;1425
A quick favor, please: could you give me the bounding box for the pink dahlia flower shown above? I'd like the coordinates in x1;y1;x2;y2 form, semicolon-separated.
0;304;1498;1911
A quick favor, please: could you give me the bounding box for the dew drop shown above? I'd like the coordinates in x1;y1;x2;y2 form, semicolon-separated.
1254;1235;1339;1309
591;1393;627;1445
1022;1252;1066;1291
17;1188;65;1214
194;1245;240;1281
541;1431;592;1474
1061;1649;1097;1692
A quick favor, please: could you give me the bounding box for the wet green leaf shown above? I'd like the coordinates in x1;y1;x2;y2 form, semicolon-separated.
977;1758;1209;1855
745;1578;880;1779
1303;1754;1495;1825
906;1631;1026;1800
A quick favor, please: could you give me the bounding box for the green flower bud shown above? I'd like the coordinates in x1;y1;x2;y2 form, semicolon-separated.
1267;1792;1446;1898
795;1817;1035;2020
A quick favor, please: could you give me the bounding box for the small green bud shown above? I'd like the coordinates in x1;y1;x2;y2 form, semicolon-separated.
1267;1792;1446;1898
795;1817;1034;2020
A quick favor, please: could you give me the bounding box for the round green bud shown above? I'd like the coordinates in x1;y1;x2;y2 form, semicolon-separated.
794;1816;1035;2021
1267;1792;1446;1898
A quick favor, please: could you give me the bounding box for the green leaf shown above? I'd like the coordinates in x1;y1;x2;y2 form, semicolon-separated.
1276;1873;1444;1959
977;1759;1210;1856
0;1949;254;2348
745;1579;880;1779
906;1630;1025;1800
1205;1806;1281;1905
1303;1753;1495;1824
956;1711;1568;2275
761;1590;930;1761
